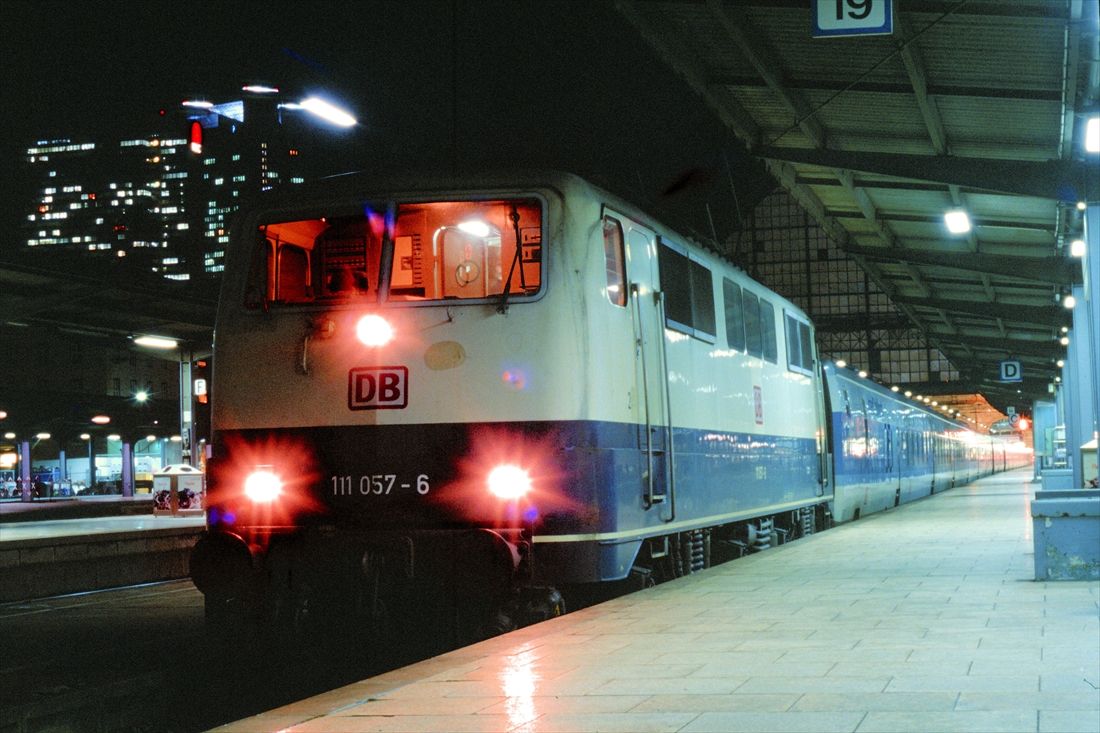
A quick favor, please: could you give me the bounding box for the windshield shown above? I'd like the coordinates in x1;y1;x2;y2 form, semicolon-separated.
245;197;543;308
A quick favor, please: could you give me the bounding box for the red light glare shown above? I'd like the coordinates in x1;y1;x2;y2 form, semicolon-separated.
488;465;532;499
208;434;324;546
244;469;282;502
356;314;394;346
1017;418;1030;431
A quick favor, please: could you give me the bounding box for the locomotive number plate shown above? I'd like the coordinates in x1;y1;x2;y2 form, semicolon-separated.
348;366;408;410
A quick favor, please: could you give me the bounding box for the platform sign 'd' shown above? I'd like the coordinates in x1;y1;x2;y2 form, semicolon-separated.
999;360;1023;383
812;0;894;38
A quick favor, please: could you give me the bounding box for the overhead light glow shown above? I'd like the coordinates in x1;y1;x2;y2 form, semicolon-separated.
1060;336;1070;346
35;432;51;440
135;390;149;402
146;434;156;443
1086;116;1100;153
170;435;183;442
890;386;899;392
91;414;110;425
298;97;357;127
944;209;971;234
108;433;121;441
80;433;91;440
134;335;178;349
242;85;280;94
1063;294;1076;309
1070;239;1086;257
835;359;847;368
857;370;868;378
1057;359;1065;368
3;432;14;440
0;410;6;420
181;100;214;109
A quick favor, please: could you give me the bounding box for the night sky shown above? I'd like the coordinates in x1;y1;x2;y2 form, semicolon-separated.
3;0;775;251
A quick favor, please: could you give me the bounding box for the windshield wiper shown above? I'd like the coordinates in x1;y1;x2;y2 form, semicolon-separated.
497;205;525;314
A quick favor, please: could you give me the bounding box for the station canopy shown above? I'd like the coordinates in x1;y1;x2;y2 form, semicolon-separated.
618;0;1096;408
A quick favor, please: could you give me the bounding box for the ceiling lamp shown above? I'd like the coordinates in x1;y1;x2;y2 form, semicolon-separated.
944;209;971;234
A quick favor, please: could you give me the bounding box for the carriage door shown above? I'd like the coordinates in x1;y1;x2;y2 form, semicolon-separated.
618;214;672;514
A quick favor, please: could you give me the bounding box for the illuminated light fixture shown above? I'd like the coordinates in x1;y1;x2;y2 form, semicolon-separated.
107;433;121;441
931;400;938;406
0;410;6;419
904;390;913;397
457;220;491;237
835;359;847;368
1063;294;1076;309
1018;417;1030;431
1057;359;1065;368
35;432;50;440
170;435;183;442
135;390;149;402
244;468;282;503
80;433;91;440
3;432;14;440
890;386;900;392
1055;376;1062;383
181;99;214;109
923;397;931;403
242;84;279;94
1060;336;1070;346
134;335;178;349
1086;116;1100;153
1070;239;1086;257
487;464;532;500
0;453;15;469
356;314;394;347
297;97;356;127
91;414;110;425
857;370;868;378
944;209;971;234
1078;201;1088;211
1061;326;1069;333
145;434;156;443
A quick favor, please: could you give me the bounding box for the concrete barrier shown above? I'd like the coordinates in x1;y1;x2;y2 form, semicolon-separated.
0;526;203;602
1031;489;1100;580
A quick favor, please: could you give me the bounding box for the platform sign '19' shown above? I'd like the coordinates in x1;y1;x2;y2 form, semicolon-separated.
811;0;893;38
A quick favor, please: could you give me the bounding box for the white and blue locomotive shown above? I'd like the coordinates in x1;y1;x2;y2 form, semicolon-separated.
189;171;1028;632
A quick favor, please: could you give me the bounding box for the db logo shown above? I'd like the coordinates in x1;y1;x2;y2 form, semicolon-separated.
348;366;408;410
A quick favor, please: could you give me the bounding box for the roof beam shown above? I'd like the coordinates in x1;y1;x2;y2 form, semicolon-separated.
842;243;1079;285
754;146;1093;201
930;332;1065;359
891;295;1073;328
708;74;1064;102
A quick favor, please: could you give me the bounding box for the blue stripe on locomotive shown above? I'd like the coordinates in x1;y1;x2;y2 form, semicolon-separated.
217;419;821;582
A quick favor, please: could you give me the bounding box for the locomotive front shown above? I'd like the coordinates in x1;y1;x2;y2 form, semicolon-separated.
190;175;586;634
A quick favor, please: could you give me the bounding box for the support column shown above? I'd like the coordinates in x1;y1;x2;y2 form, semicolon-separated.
121;441;134;497
87;439;97;487
19;440;31;502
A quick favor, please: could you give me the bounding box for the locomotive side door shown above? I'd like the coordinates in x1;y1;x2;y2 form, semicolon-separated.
615;212;673;515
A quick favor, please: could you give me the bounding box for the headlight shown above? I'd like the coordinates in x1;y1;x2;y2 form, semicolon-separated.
356;314;394;346
487;464;532;500
244;468;283;503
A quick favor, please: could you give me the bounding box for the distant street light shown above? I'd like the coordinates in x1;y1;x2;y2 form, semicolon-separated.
135;391;149;402
134;335;178;349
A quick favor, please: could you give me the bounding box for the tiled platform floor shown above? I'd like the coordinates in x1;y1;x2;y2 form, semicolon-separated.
213;469;1100;733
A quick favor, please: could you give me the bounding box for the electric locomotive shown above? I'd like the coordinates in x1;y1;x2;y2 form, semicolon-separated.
190;170;834;633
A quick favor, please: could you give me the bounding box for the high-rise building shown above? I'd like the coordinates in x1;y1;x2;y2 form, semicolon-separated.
21;86;309;282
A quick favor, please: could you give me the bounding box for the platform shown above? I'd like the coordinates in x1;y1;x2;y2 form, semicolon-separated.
212;468;1100;733
0;511;204;601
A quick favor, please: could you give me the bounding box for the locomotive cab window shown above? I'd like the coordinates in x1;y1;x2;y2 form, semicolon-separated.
658;241;715;342
722;278;745;352
602;216;627;307
247;197;543;307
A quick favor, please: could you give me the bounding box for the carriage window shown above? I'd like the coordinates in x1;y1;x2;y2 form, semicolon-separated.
723;278;745;351
658;242;715;341
743;290;761;357
247;197;543;307
760;299;777;364
602;216;626;307
785;313;814;374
